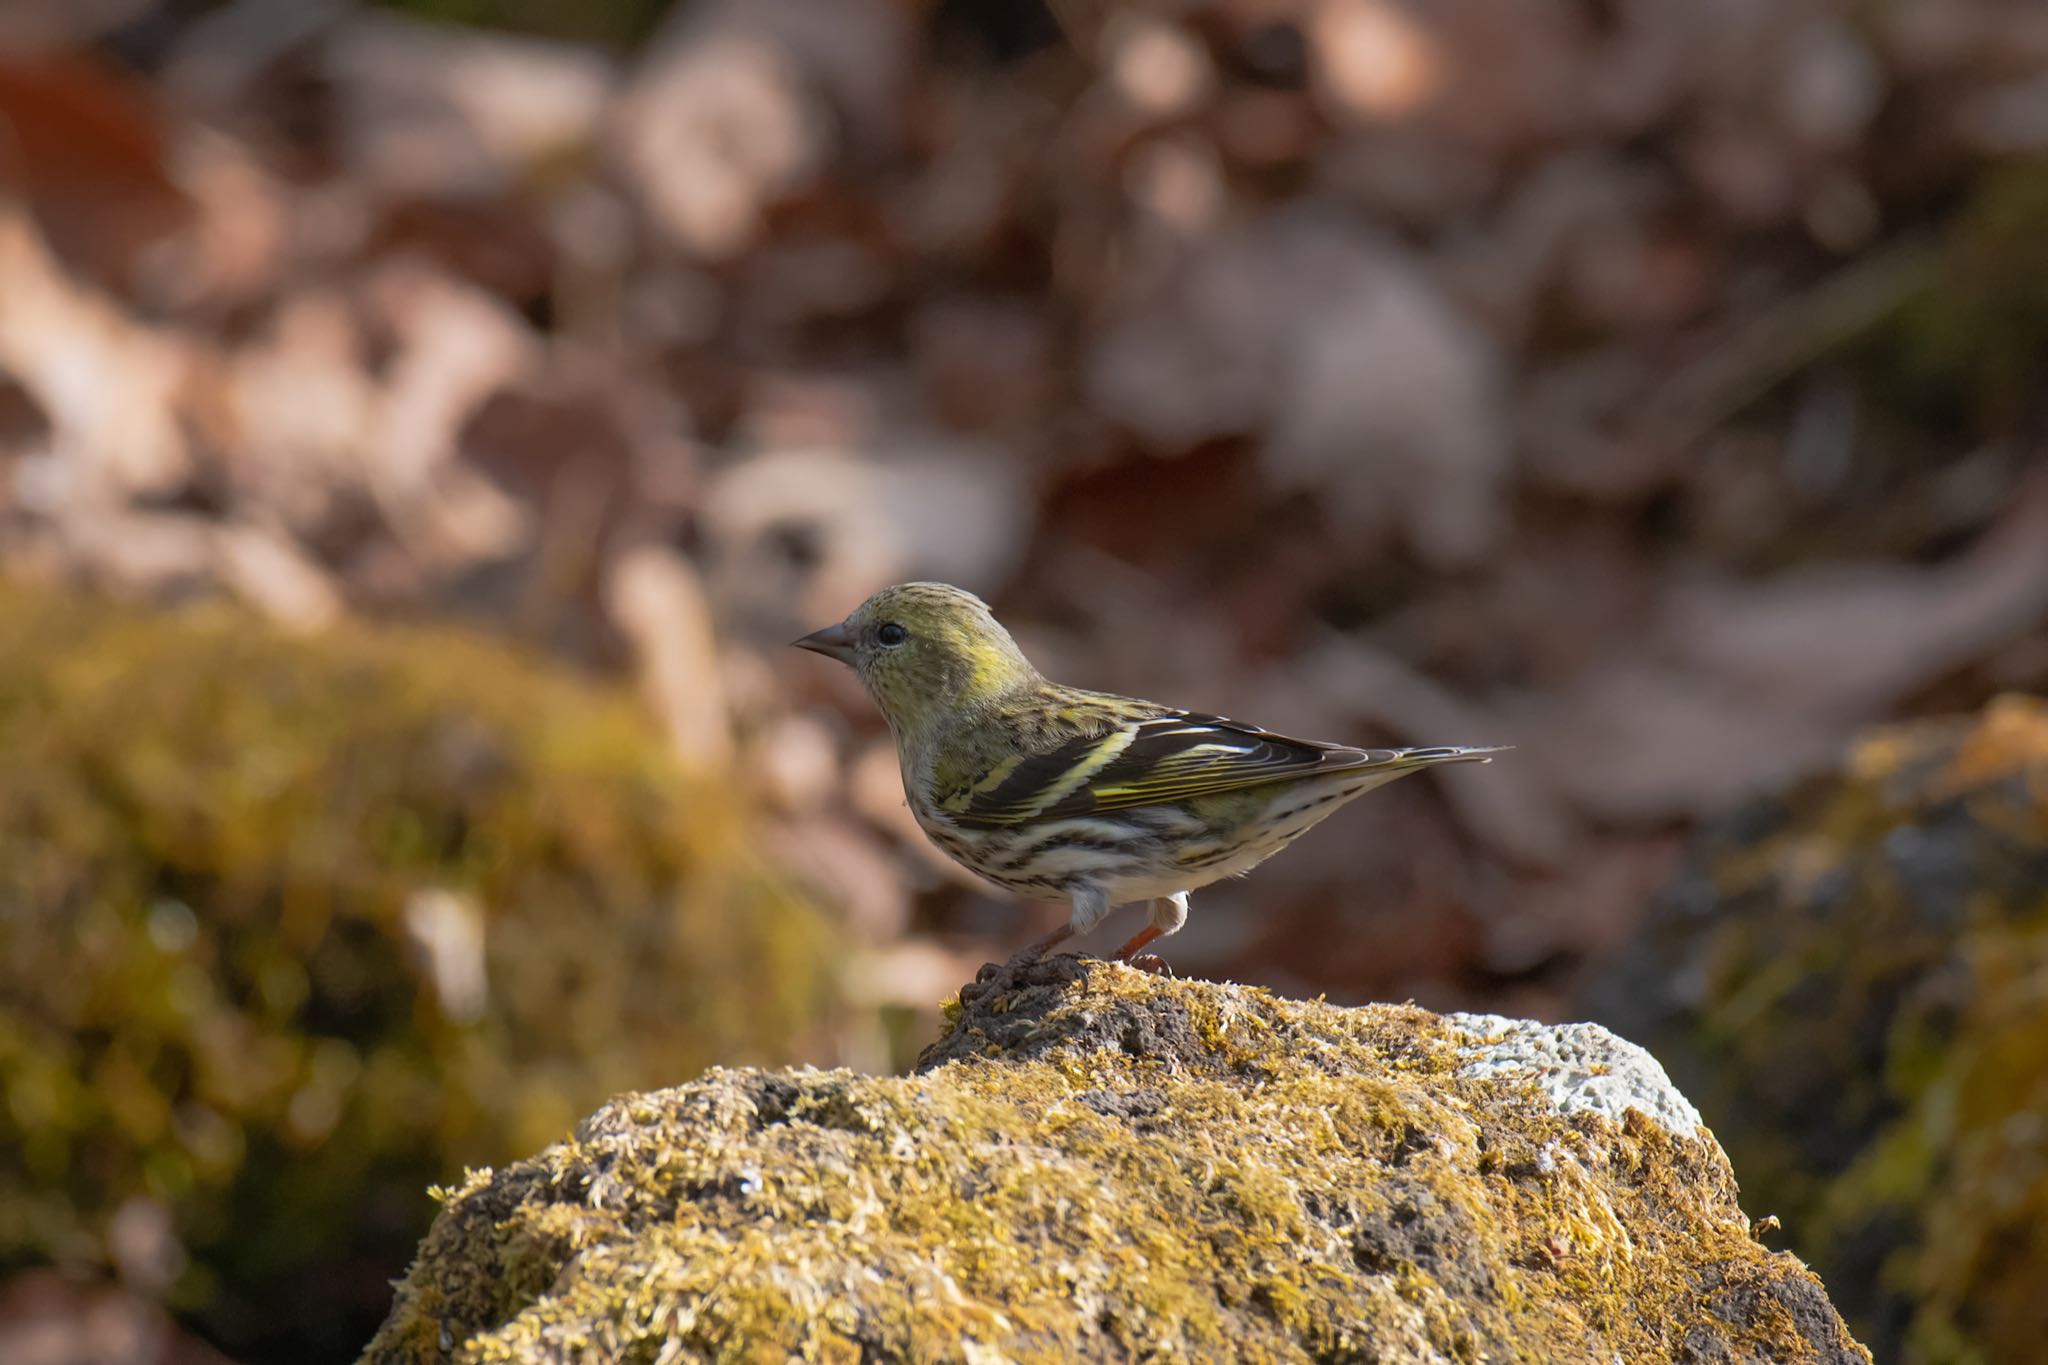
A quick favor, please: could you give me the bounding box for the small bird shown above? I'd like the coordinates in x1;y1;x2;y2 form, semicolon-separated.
795;583;1503;969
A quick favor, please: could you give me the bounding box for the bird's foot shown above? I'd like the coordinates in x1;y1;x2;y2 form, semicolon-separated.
978;952;1040;984
978;941;1074;985
981;922;1079;983
1122;953;1174;977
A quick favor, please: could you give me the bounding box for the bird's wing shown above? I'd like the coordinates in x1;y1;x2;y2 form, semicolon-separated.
938;709;1495;829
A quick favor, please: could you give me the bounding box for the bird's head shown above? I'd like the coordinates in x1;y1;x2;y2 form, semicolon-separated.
794;582;1040;735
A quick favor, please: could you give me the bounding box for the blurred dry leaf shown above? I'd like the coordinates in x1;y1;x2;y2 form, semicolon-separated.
402;888;489;1025
362;263;537;572
0;208;194;505
159;0;343;109
1774;21;1884;151
212;522;342;630
1266;247;1507;567
1399;0;1592;152
848;737;912;834
105;1198;184;1297
607;544;734;770
1105;13;1214;120
1090;209;1349;447
701;437;1032;632
1309;0;1441;122
1954;74;2048;153
55;510;215;594
1092;210;1507;566
750;713;841;814
615;0;906;260
325;13;613;197
0;1269;232;1365
1530;482;2048;819
911;298;1056;434
1480;835;1681;972
1295;638;1573;869
1123;135;1228;237
1669;479;2048;717
147;130;290;311
1523;665;1829;822
843;938;990;1008
768;814;911;943
0;51;190;283
213;289;374;527
615;33;816;260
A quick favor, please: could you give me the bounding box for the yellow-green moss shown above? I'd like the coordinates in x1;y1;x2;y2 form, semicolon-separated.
365;959;1866;1364
0;588;841;1361
1603;694;2048;1365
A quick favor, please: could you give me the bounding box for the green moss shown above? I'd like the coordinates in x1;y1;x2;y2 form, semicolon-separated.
1603;695;2048;1365
0;588;842;1361
365;959;1866;1364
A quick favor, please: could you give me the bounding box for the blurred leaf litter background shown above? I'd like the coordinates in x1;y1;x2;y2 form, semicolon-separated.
0;0;2046;1361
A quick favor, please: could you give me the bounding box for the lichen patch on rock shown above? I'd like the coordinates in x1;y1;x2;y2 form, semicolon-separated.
1449;1013;1706;1135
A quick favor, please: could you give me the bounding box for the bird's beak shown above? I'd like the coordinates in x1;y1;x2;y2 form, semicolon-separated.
792;621;857;665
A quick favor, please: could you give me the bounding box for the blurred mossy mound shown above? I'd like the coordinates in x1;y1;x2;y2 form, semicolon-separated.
1596;695;2048;1365
364;957;1865;1364
0;588;841;1363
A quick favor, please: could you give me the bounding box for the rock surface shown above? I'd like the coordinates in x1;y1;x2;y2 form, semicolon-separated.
1595;694;2048;1364
365;956;1867;1363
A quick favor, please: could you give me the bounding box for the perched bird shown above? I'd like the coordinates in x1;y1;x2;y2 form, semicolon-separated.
795;583;1502;969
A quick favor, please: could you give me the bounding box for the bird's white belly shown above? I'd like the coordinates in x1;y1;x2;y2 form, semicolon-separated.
1101;839;1281;905
1101;773;1390;904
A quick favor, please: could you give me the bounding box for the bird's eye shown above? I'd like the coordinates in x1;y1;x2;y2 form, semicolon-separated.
876;622;909;647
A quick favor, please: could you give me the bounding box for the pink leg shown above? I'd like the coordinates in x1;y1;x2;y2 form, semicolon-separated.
1114;892;1187;974
1112;924;1163;961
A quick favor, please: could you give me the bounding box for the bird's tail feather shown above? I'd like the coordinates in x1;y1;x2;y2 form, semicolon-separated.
1388;744;1509;766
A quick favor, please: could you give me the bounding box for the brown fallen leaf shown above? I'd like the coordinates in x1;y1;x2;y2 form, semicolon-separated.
322;12;613;198
0;51;191;286
612;0;904;260
1669;474;2048;717
0;207;194;504
0;1268;234;1365
1089;209;1508;567
212;521;343;630
361;262;536;573
1522;481;2048;821
606;544;734;771
700;437;1033;637
767;813;912;944
1291;637;1575;870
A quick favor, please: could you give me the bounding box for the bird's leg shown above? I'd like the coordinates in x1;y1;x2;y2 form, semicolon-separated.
1007;921;1074;966
1113;924;1163;960
1115;891;1188;975
1003;886;1111;970
1115;930;1169;975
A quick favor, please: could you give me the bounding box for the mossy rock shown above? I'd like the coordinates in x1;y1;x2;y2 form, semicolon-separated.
0;588;840;1362
1595;694;2048;1364
364;956;1866;1363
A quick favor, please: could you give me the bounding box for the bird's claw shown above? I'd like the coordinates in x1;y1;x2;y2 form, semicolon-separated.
1122;953;1174;977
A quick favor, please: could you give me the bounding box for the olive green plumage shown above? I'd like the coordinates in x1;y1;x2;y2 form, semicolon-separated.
797;583;1502;964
